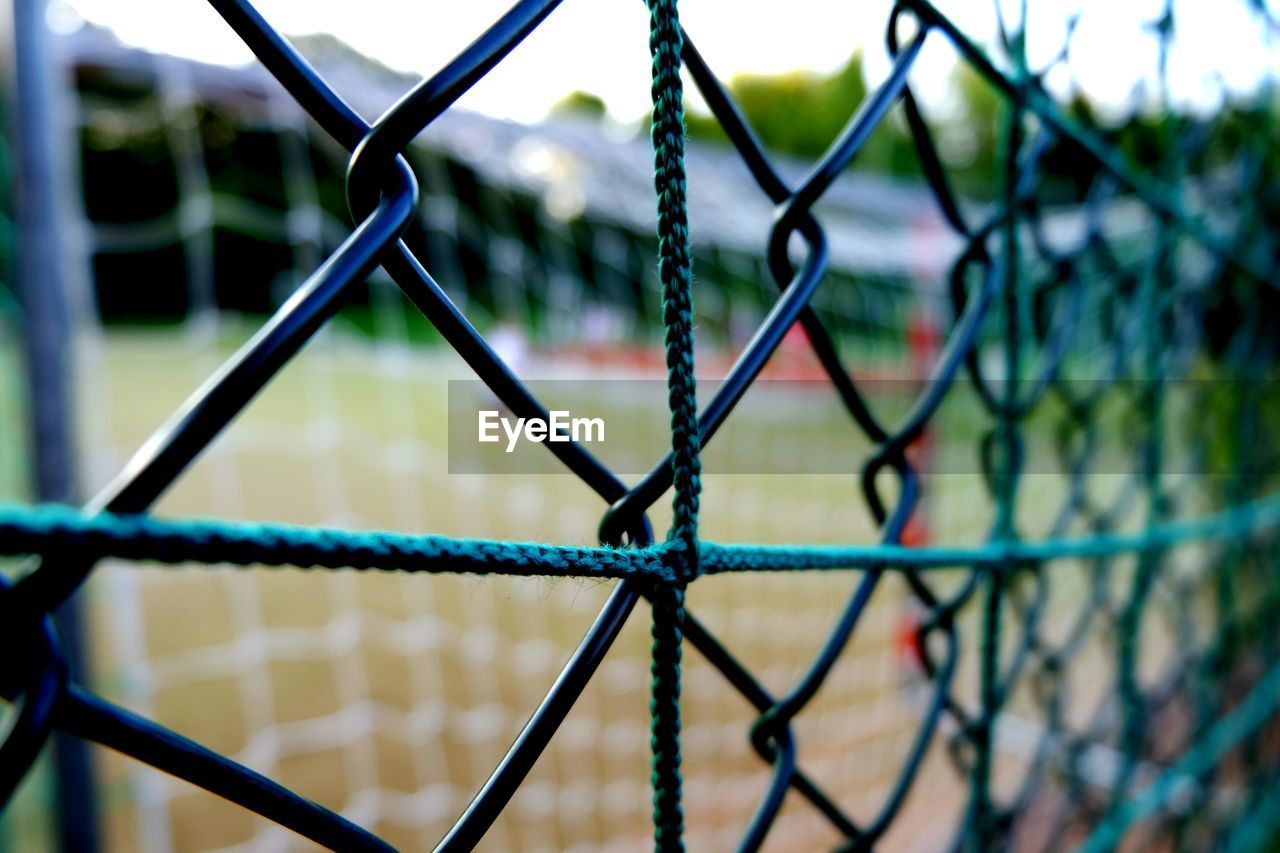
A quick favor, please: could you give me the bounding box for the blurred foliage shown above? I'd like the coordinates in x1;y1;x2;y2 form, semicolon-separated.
555;49;1280;211
682;52;916;173
551;90;607;120
634;49;1278;364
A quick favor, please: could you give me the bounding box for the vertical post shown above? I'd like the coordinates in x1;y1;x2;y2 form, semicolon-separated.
9;0;99;850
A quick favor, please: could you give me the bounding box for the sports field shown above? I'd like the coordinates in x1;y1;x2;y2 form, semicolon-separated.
0;323;1158;852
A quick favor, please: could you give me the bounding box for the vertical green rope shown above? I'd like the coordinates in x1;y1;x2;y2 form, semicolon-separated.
649;1;700;559
647;0;698;849
650;585;685;851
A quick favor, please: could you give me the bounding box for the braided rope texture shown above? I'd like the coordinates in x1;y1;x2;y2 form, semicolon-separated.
647;0;697;846
3;0;1280;850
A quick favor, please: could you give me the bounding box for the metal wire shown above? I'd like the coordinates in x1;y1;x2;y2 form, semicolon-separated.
3;0;1280;850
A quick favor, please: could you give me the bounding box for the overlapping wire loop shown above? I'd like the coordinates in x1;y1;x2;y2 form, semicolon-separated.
3;0;1280;850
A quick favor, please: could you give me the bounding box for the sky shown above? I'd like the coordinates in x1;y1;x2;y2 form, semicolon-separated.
55;0;1280;125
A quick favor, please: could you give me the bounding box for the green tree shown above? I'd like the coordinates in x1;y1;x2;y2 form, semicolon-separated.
551;90;608;121
683;52;912;176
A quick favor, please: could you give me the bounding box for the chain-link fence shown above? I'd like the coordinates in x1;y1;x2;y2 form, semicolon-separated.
3;0;1280;850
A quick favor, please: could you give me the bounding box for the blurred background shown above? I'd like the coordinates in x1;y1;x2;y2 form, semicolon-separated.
1;0;1279;850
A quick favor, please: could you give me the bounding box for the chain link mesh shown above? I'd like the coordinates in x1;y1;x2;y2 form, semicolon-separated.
3;0;1280;850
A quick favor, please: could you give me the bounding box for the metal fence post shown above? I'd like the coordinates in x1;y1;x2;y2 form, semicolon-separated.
9;0;99;850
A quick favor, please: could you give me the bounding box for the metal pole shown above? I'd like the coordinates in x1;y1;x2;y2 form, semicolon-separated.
9;0;99;850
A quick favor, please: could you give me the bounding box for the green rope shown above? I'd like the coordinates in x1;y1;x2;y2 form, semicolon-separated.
0;504;678;579
647;0;697;845
649;584;684;850
0;499;1278;578
648;0;700;566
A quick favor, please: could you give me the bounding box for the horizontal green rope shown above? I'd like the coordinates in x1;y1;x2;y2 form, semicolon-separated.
0;494;1277;581
0;504;677;582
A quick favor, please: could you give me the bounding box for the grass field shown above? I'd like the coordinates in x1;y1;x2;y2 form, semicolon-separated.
3;324;1182;851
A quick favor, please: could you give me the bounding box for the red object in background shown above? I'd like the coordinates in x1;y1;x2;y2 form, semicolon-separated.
894;602;928;674
897;308;940;675
781;321;811;352
900;509;929;548
906;310;941;370
902;307;940;547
